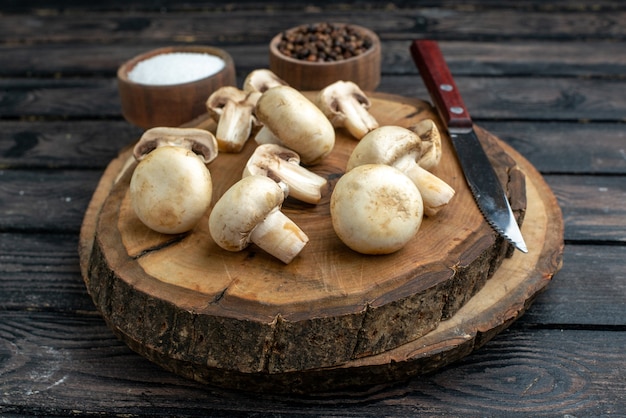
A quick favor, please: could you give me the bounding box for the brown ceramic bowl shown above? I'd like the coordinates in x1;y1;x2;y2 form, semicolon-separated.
117;46;236;129
269;23;381;92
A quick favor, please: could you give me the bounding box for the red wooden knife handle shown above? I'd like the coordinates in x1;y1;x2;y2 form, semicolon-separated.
410;40;473;130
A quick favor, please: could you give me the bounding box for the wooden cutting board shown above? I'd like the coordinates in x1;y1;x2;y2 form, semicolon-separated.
78;92;563;393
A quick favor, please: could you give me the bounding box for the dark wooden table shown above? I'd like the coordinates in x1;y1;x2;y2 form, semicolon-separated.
1;1;625;416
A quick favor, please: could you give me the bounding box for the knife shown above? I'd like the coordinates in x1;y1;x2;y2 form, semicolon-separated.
410;39;528;253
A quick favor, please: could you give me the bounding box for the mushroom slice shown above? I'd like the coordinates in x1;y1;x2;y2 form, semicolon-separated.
129;127;218;234
208;175;309;264
243;143;328;204
255;85;335;165
331;164;423;255
253;126;282;145
206;86;261;153
409;118;442;171
133;126;218;164
243;68;288;94
347;125;455;216
317;80;379;140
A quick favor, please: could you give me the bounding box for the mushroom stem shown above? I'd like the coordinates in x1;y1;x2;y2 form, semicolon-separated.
214;99;256;152
316;80;379;140
410;119;442;171
254;126;282;145
341;96;380;140
249;209;309;264
206;87;260;153
243;143;328;204
395;154;456;216
270;158;327;204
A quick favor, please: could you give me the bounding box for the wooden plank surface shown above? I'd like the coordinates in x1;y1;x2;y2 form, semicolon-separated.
3;120;625;175
1;9;626;44
1;0;625;415
2;76;625;121
3;41;626;77
0;311;624;416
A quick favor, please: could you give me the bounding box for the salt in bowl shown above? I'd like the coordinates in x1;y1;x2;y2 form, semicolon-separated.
118;46;236;129
269;22;381;91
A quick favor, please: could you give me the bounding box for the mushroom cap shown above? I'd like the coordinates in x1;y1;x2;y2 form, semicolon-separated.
133;126;218;164
255;85;335;165
242;68;288;94
346;125;421;171
243;143;301;180
330;164;423;254
206;86;249;117
130;145;213;234
208;175;286;252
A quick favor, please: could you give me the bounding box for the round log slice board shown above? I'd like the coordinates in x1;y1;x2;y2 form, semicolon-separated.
79;92;563;393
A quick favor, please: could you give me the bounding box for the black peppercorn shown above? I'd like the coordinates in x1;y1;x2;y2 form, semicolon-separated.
277;23;373;63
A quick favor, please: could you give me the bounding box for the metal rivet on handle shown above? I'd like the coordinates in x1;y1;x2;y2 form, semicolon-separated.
450;106;464;114
440;84;453;92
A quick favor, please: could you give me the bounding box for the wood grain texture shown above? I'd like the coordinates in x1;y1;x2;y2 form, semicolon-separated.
480;121;626;175
3;41;626;78
521;244;626;327
1;240;622;328
1;312;622;416
75;94;567;392
3;76;625;122
3;120;625;175
546;175;626;243
1;9;626;45
1;0;624;414
0;233;95;312
81;94;524;378
0;120;142;169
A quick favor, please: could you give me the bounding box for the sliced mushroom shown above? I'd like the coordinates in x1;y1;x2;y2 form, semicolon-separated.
208;175;309;264
255;85;335;165
206;86;261;153
243;143;328;204
130;127;218;234
243;68;288;94
346;125;455;216
317;80;379;140
331;164;423;255
253;126;282;145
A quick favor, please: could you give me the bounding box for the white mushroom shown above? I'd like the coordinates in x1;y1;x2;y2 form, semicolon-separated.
409;118;442;171
331;164;423;255
346;125;455;217
208;175;309;264
132;126;217;163
130;127;218;234
243;144;328;204
206;86;261;153
253;126;282;145
255;85;335;165
317;80;379;140
243;68;288;94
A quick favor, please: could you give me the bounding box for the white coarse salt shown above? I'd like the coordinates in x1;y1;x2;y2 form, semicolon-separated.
128;52;225;86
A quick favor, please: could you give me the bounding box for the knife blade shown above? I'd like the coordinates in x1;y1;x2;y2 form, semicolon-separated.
410;39;527;253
